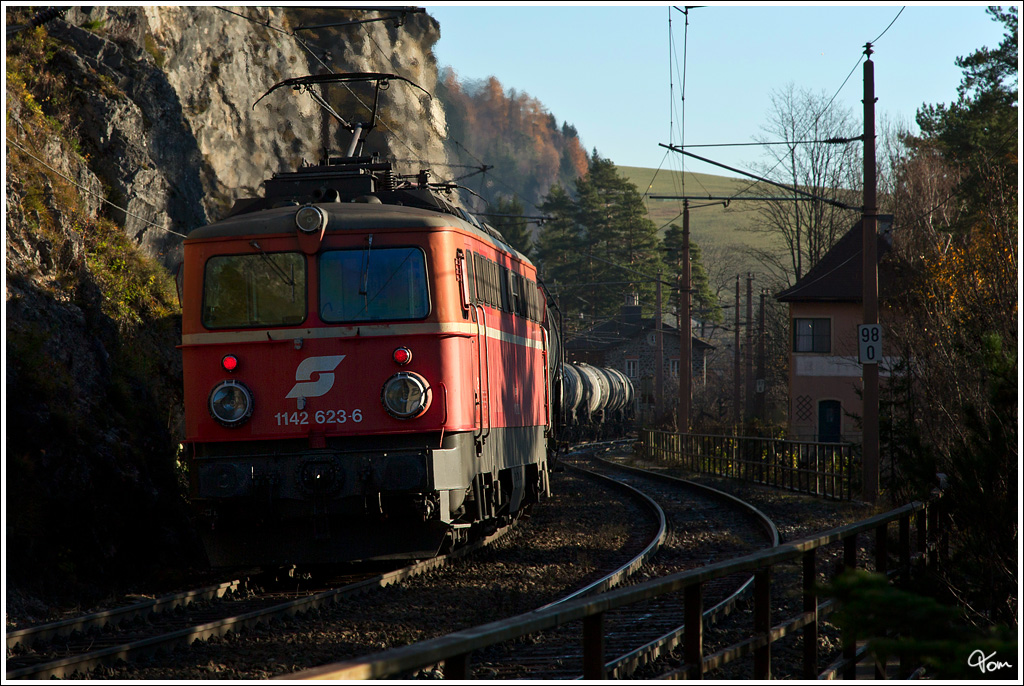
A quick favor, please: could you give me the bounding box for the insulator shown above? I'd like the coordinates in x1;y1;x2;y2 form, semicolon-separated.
31;8;69;28
379;168;396;192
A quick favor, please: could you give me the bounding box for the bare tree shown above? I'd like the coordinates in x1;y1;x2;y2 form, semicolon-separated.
744;84;862;286
877;115;964;240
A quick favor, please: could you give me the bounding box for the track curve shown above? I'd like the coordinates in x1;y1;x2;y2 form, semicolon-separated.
462;443;780;679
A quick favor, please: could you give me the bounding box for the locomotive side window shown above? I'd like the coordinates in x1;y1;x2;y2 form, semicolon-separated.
525;278;538;321
462;249;476;305
319;247;429;322
508;269;521;315
499;265;511;312
473;253;490;307
456;249;473;315
202;252;306;329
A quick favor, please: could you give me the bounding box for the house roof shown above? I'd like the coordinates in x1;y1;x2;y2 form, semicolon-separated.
776;215;895;303
566;315;714;353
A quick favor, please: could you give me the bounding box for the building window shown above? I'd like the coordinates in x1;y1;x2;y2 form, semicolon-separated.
625;359;638;378
669;358;679;378
793;318;831;353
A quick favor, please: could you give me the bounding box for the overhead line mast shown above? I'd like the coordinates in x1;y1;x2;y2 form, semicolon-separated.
861;43;879;503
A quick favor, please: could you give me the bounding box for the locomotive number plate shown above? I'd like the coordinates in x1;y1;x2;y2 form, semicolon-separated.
275;409;364;426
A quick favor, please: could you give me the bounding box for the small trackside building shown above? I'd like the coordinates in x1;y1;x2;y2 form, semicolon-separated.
776;216;895;443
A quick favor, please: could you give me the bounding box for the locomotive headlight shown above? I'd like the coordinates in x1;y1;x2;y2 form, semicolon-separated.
295;205;326;234
209;380;254;427
381;372;431;419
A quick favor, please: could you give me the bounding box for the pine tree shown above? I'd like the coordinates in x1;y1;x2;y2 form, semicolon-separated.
534;154;666;326
571;154;665;319
534;184;583;301
881;5;1017;627
488;196;533;257
663;223;723;324
915;6;1017;220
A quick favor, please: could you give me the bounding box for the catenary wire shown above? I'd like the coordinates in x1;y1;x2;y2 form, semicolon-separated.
870;6;905;45
724;6;905;203
215;6;427;163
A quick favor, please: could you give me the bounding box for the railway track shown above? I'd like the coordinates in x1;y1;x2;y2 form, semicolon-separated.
6;455;661;682
8;443;778;680
284;440;782;680
5;527;511;680
460;442;781;680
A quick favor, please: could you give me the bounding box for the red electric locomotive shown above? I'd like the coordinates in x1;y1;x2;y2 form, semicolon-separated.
179;74;555;567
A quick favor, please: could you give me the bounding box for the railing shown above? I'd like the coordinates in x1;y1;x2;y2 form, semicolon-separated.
285;496;942;680
643;429;859;500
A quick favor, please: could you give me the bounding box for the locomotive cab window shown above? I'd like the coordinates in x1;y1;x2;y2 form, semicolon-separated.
202;252;306;329
319;247;429;322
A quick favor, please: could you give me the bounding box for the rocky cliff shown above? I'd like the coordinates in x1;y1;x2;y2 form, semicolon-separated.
35;6;450;266
5;6;450;609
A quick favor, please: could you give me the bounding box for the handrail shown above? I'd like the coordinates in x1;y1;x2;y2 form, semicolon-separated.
473;304;491;444
285;495;940;680
540;326;550;431
643;429;858;500
593;456;781;677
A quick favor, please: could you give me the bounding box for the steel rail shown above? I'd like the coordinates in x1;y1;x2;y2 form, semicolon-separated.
288;446;782;683
289;496;935;681
588;454;780;678
5;525;512;680
532;461;668;611
6;580;243;652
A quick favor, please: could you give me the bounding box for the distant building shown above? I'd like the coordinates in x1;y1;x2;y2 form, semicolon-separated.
776;216;895;442
566;295;713;417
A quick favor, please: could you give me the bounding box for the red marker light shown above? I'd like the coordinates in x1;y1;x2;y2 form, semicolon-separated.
393;347;412;365
222;354;239;372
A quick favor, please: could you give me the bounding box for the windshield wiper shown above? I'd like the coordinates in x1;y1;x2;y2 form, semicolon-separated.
249;240;297;292
359;234;373;295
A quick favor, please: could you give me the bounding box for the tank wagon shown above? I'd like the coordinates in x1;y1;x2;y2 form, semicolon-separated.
560;361;635;441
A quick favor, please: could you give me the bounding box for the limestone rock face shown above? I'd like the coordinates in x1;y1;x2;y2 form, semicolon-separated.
50;6;450;265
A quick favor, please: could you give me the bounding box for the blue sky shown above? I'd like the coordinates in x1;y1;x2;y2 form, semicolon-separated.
427;3;1011;178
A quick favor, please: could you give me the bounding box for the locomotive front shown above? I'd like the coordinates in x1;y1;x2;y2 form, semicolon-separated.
180;73;552;568
181;202;498;567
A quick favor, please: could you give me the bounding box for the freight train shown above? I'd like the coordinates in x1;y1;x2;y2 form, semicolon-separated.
178;73;633;568
560;362;635;441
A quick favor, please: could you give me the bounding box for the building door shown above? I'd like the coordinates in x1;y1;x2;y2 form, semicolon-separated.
818;400;842;443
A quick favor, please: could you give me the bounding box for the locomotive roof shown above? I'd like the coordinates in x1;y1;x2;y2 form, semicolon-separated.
189;71;533;266
186;201;531;266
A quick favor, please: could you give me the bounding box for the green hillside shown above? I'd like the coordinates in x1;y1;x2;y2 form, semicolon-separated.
616;165;782;262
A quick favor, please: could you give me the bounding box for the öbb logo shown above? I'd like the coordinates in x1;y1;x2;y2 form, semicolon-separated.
286;355;346;398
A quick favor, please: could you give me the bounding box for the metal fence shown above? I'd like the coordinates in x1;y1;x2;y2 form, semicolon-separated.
286;497;943;680
642;429;859;500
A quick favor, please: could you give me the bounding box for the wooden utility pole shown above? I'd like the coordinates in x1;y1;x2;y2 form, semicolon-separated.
678;203;692;434
862;43;880;502
656;273;664;418
745;274;755;421
757;288;767;424
733;274;741;427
